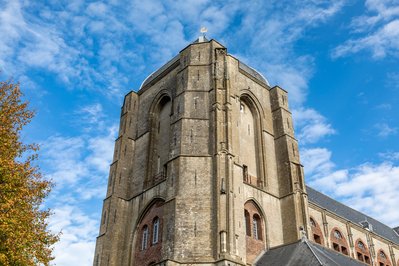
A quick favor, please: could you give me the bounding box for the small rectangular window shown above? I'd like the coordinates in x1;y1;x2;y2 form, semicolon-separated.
341;246;348;255
314;234;321;244
333;243;340;252
142;227;148;250
243;165;248;183
152;219;159;244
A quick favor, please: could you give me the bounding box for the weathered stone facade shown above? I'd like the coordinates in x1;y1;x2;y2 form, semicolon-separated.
93;39;399;266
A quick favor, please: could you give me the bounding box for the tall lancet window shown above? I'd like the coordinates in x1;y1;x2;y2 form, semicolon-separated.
141;225;149;250
239;99;259;186
150;97;171;184
244;210;251;236
253;214;262;240
252;218;258;239
152;217;160;244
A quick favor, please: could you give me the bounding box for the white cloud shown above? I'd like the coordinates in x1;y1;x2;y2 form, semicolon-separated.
293;108;336;144
42;123;116;194
306;148;399;227
86;127;118;173
374;122;398;137
379;151;399;161
0;0;346;103
386;72;399;89
301;148;335;176
41;120;116;266
49;205;98;266
231;1;344;106
375;103;392;110
332;1;399;59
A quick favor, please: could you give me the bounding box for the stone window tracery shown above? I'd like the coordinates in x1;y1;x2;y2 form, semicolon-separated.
309;217;324;245
330;228;349;256
334;230;342;239
377;249;391;266
244;201;265;264
355;239;371;264
134;200;164;265
310;217;316;227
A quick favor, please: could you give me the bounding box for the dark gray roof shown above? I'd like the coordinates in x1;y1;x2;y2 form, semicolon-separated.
238;61;270;86
307;186;399;245
256;239;366;266
139;54;180;90
139;38;270;91
140;38;209;90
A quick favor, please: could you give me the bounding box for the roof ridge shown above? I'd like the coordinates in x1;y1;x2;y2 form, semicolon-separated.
306;186;399;245
303;239;324;266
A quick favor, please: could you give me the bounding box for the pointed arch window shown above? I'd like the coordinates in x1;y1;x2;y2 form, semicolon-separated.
309;217;324;245
355;239;370;264
333;230;343;239
244;201;265;264
377;249;391;266
330;228;349;256
141;225;149;250
152;217;160;244
310;218;316;227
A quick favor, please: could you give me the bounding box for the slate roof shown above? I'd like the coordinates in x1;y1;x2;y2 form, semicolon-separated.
238;61;270;86
139;54;180;90
139;38;271;91
256;239;367;266
307;186;399;245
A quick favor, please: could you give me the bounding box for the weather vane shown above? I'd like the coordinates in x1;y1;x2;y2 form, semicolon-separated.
200;27;208;37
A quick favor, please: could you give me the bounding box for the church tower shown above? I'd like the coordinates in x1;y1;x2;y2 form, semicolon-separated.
93;38;309;266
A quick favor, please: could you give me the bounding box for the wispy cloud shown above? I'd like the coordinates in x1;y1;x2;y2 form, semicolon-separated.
49;205;98;266
0;0;345;104
39;102;117;266
293;108;336;144
332;0;399;59
379;151;399;161
301;148;335;176
374;122;398;137
304;147;399;227
386;72;399;89
231;1;345;106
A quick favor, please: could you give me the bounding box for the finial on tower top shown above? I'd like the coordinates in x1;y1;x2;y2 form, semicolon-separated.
198;27;208;42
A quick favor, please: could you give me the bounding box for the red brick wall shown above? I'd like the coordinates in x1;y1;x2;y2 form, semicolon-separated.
134;200;164;266
309;217;324;246
244;201;265;264
354;239;371;264
329;227;349;256
377;249;391;266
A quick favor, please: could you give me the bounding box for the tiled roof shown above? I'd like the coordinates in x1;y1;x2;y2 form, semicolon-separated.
256;239;366;266
307;186;399;245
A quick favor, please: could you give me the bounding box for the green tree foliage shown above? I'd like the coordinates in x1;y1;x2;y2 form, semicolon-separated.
0;81;59;265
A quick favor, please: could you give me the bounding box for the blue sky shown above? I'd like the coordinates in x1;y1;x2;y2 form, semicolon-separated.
1;0;399;265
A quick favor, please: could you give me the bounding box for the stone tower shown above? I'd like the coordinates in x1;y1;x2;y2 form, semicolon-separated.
93;38;309;266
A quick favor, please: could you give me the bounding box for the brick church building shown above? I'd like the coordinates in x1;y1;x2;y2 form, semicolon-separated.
93;38;399;266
